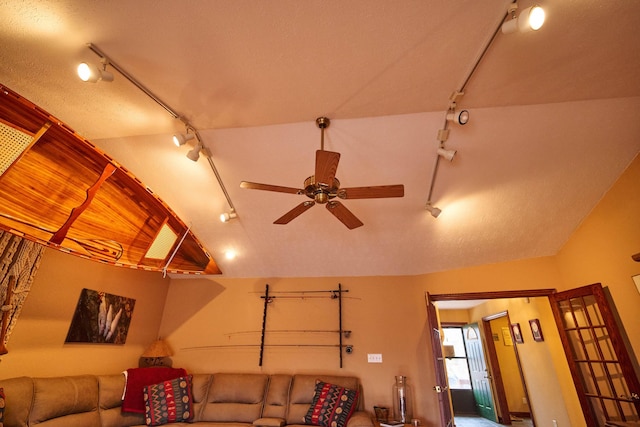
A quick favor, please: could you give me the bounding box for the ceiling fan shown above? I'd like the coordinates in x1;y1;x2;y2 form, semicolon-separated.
240;117;404;229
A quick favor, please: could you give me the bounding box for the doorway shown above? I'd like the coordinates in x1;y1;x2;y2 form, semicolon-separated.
441;314;534;425
483;313;533;424
427;285;640;426
426;289;555;427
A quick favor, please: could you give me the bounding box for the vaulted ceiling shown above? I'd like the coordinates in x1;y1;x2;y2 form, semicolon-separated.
1;0;639;278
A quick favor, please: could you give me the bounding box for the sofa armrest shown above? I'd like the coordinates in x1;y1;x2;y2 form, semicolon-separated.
347;411;374;427
254;417;286;427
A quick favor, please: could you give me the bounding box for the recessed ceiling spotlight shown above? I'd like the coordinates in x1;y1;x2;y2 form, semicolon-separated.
77;61;113;83
425;202;442;218
220;210;238;223
172;132;195;147
446;109;469;125
437;147;457;162
225;250;237;260
187;143;203;162
502;4;546;34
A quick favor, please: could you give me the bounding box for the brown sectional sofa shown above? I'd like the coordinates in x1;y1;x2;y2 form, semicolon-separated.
0;373;374;427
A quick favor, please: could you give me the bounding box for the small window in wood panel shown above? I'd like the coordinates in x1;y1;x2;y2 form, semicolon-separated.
0;121;32;176
145;224;178;260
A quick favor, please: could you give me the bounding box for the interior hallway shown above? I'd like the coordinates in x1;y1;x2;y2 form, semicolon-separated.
454;416;534;427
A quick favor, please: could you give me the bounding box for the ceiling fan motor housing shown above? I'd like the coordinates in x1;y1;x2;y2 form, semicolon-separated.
304;175;340;204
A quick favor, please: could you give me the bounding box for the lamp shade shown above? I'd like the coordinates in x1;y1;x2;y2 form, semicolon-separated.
141;339;173;358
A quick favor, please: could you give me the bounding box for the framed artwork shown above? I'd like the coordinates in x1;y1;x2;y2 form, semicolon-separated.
501;327;513;346
529;318;544;342
511;323;524;344
65;288;136;344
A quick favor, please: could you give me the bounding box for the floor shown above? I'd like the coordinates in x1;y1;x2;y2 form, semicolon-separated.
454;415;534;427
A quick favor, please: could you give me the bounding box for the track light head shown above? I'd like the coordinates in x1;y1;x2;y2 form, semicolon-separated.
187;144;202;161
502;4;545;34
220;210;238;223
172;132;195;147
425;203;441;218
437;147;457;162
77;62;113;83
446;109;469;125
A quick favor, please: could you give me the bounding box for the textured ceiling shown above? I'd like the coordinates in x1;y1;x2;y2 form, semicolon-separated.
1;0;639;279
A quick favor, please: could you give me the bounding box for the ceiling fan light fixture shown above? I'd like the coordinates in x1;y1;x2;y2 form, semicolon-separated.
437;147;456;162
425;202;441;218
220;210;237;223
172;132;195;147
77;61;113;83
502;4;546;34
446;109;469;125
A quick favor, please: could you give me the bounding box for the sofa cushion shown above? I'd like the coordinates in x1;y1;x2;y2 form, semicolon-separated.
200;373;268;423
29;375;101;426
0;377;33;427
144;376;194;426
303;381;359;427
262;374;292;419
98;375;145;427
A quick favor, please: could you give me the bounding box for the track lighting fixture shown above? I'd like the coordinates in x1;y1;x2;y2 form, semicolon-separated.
187;143;203;162
172;132;195;147
80;43;238;229
220;209;237;223
77;61;113;83
446;109;469;125
437;147;456;162
425;203;441;218
502;4;545;34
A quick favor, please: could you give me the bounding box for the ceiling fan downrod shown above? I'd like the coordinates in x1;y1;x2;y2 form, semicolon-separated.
316;116;330;151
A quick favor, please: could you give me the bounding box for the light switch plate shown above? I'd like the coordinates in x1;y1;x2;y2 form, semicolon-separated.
367;353;383;363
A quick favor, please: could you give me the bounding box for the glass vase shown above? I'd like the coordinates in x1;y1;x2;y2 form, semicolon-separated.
392;375;413;423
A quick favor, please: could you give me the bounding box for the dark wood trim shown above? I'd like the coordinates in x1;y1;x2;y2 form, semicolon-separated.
511;412;532;418
429;289;556;302
426;293;455;427
441;321;467;327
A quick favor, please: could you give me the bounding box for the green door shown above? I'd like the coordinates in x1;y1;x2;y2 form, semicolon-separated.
463;323;496;422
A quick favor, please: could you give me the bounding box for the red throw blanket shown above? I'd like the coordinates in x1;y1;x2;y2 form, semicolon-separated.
122;367;187;413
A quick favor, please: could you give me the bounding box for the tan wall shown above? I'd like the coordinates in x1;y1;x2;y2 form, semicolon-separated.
0;248;170;379
0;155;636;427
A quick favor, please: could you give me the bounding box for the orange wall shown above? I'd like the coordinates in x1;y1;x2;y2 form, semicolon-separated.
555;154;640;352
488;316;527;415
0;249;170;378
468;297;582;427
0;155;637;427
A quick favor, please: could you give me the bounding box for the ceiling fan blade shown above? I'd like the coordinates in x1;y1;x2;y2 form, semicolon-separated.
338;184;404;199
315;150;340;187
274;201;315;224
240;181;302;195
326;201;363;229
